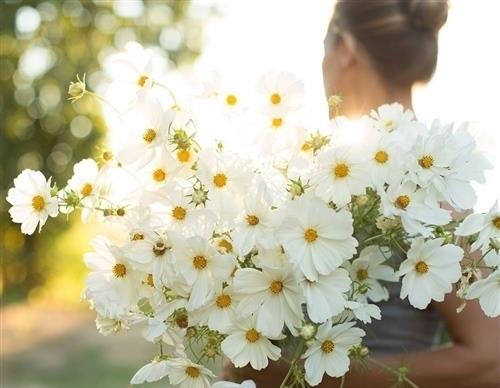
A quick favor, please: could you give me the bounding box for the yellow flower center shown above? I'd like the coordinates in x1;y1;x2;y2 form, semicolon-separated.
384;120;394;130
137;75;149;87
177;149;191;163
415;261;429;274
32;195;45;211
218;238;233;253
81;183;93;197
333;163;350;178
146;273;154;287
270;93;281;105
304;228;318;243
269;280;284;294
131;233;144;241
102;151;113;161
492;216;500;229
153;242;168;256
419;155;434;169
395;195;410;209
374;150;389;164
245;328;260;343
216;294;232;308
152;168;166;182
246;214;260;226
172;206;187;221
271;117;283;128
356;268;369;281
321;339;335;353
185;366;200;378
213;173;228;188
142;128;156;143
226;94;238;106
193;255;207;270
112;263;127;278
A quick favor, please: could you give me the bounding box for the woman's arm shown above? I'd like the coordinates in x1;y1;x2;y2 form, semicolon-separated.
333;292;500;388
224;293;500;387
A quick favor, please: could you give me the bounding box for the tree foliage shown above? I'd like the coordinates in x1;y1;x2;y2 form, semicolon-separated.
0;0;206;301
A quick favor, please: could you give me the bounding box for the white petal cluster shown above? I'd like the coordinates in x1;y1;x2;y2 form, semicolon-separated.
6;44;498;386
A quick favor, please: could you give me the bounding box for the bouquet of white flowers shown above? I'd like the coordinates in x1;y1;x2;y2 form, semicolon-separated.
7;43;500;388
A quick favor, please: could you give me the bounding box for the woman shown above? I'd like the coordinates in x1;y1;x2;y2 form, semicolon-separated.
224;0;500;386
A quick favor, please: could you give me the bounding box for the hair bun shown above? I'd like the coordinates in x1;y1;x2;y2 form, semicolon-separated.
401;0;448;33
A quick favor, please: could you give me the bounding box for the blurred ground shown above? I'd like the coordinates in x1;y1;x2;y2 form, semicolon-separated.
1;303;168;388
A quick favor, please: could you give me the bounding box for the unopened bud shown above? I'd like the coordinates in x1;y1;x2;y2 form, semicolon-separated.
68;74;86;102
300;323;316;340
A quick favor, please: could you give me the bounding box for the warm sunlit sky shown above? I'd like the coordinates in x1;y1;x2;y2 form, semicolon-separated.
193;0;499;211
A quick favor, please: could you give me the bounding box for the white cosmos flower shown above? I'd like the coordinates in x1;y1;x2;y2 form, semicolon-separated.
484;244;500;268
398;237;463;309
174;236;236;311
212;380;256;388
466;271;500;317
455;201;500;253
300;268;351;323
196;148;251;222
65;158;102;221
167;357;215;388
253;106;303;157
406;122;491;210
278;193;358;281
116;99;174;167
146;183;217;238
170;145;198;176
233;265;303;336
406;127;455;188
303;320;365;386
130;358;170;385
343;246;398;302
140;148;182;189
7;169;58;234
200;71;246;115
140;299;187;341
365;134;403;188
124;231;180;288
342;300;381;324
436;123;492;210
312;145;369;206
221;315;282;370
83;237;140;319
251;246;289;269
105;41;161;101
231;189;279;256
256;70;304;111
370;103;414;134
189;283;240;334
380;179;451;237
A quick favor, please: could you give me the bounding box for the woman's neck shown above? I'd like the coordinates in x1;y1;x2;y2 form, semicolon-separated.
337;72;413;119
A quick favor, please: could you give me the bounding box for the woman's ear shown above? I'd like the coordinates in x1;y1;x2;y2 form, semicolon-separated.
339;32;357;68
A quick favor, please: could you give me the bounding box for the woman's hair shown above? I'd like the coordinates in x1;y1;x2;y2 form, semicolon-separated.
328;0;448;86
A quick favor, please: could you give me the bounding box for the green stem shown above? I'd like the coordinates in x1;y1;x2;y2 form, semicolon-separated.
85;91;121;115
279;340;305;388
368;358;419;388
153;80;179;108
362;233;385;245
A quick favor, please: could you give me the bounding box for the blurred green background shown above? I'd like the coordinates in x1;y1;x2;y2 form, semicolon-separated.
0;0;210;386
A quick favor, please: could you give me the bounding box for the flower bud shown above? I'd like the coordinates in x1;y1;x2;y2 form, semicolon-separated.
68;74;86;102
299;323;316;340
